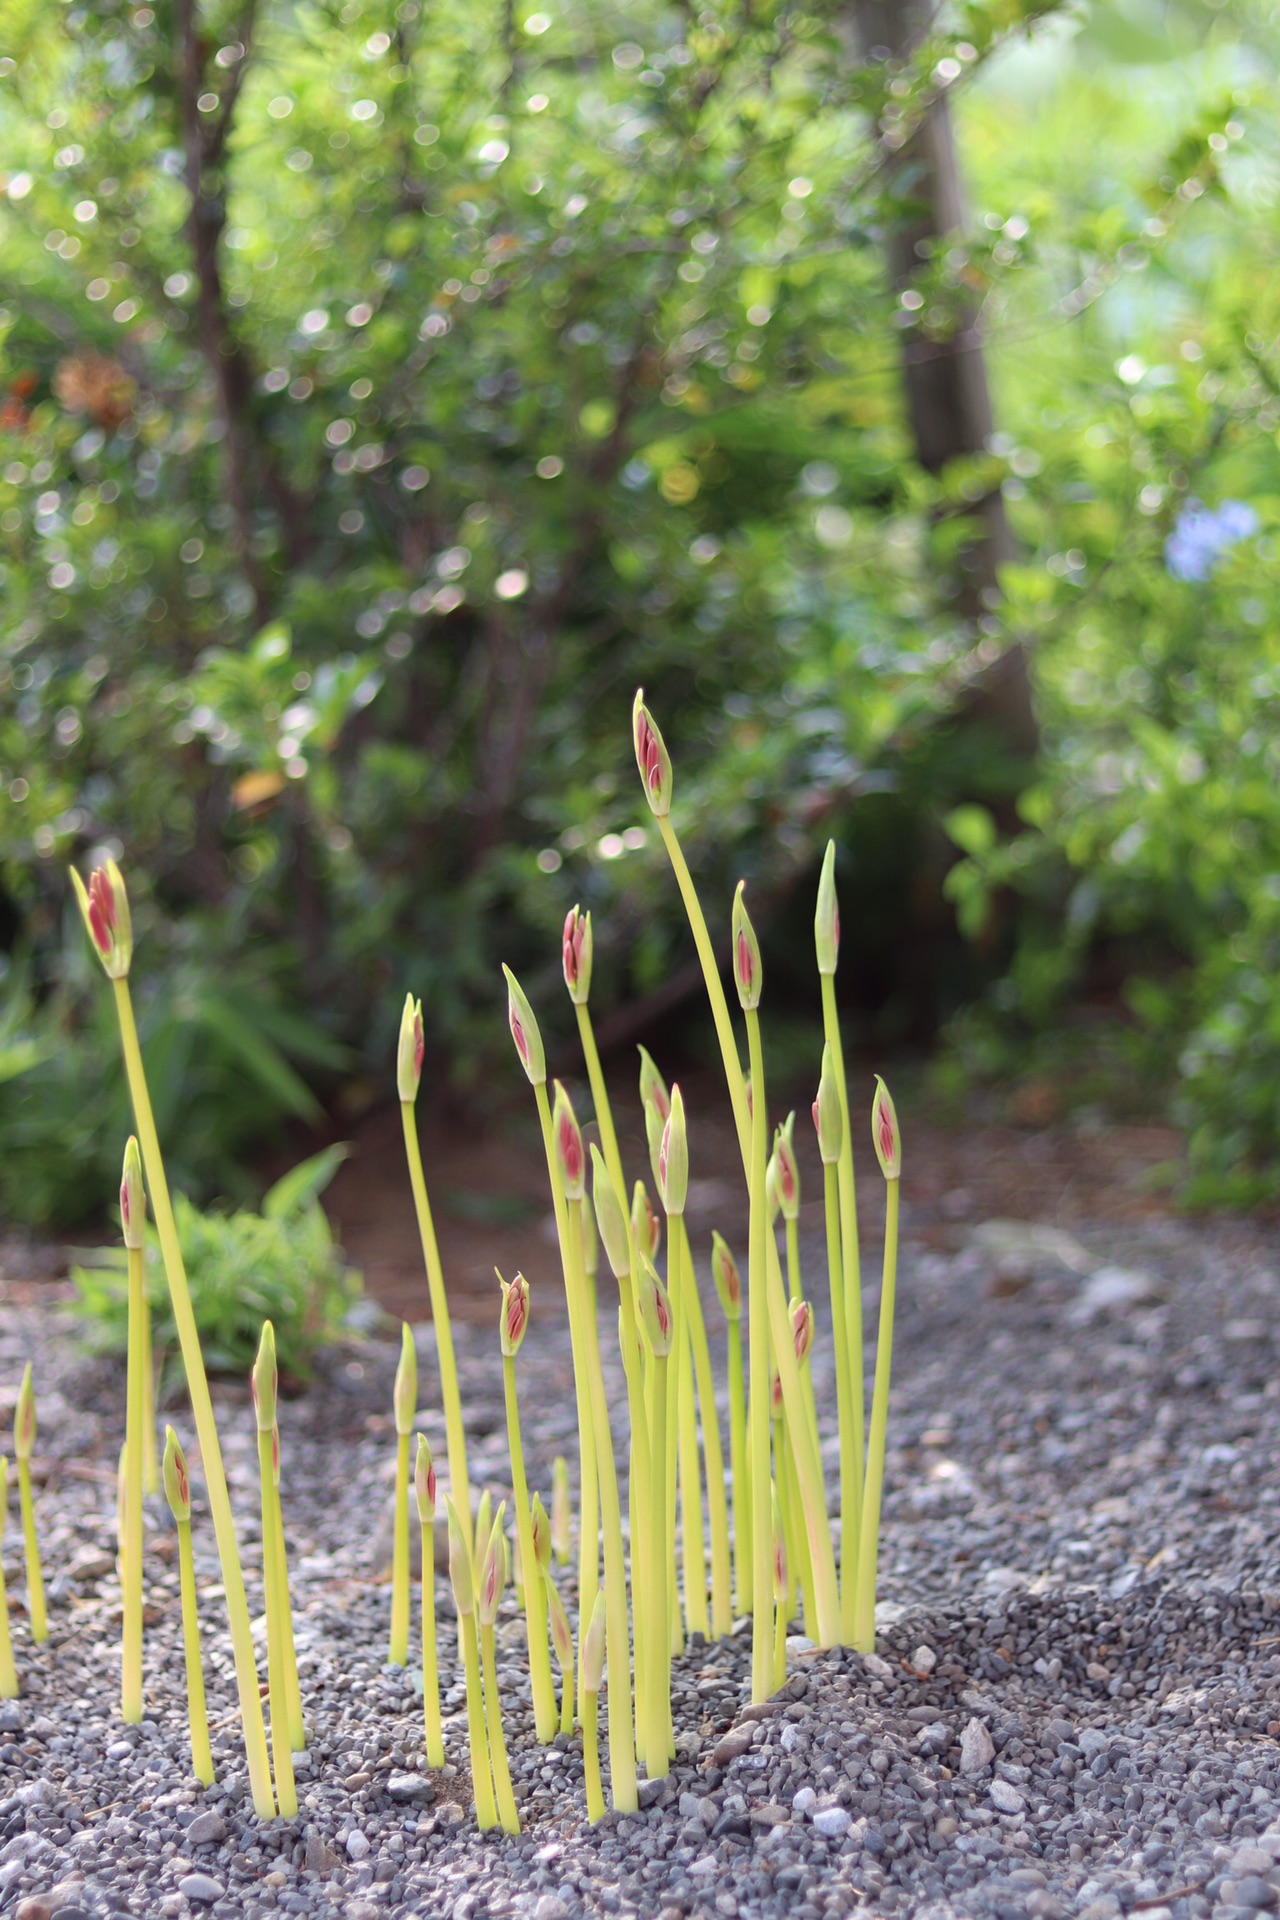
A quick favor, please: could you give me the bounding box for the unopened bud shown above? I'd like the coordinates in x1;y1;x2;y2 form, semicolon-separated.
710;1232;742;1321
732;881;762;1012
502;965;546;1086
581;1587;607;1693
477;1502;507;1628
394;1322;418;1436
163;1425;191;1522
546;1573;573;1673
644;1097;664;1191
71;859;133;979
562;906;593;1005
637;1254;674;1358
552;1080;586;1202
119;1135;146;1250
632;689;673;816
251;1321;278;1434
631;1180;661;1263
658;1084;688;1218
773;1113;799;1220
815;840;840;977
498;1271;530;1358
531;1491;552;1572
414;1434;437;1524
445;1495;474;1616
590;1146;631;1281
812;1044;842;1164
790;1297;815;1366
13;1365;35;1463
871;1075;901;1182
397;993;425;1102
637;1045;670;1122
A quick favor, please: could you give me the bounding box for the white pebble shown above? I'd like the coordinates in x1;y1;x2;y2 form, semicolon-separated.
346;1829;371;1861
990;1778;1025;1815
960;1718;996;1774
792;1786;817;1813
911;1644;937;1674
813;1805;853;1838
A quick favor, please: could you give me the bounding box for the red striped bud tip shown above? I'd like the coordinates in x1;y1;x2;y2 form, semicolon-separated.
815;840;840;977
812;1044;842;1164
397;994;425;1102
502;965;546;1086
773;1113;800;1220
552;1081;586;1202
251;1320;278;1433
546;1572;573;1672
637;1254;674;1358
790;1297;815;1366
394;1322;418;1435
658;1083;689;1218
120;1135;146;1250
498;1271;530;1358
477;1503;507;1628
445;1496;475;1615
581;1587;607;1694
731;881;762;1012
637;1045;670;1122
162;1425;191;1522
562;906;593;1005
589;1146;631;1282
71;859;133;979
13;1365;35;1462
531;1491;552;1572
769;1361;783;1419
631;1179;662;1263
871;1075;901;1182
414;1434;437;1522
710;1231;742;1322
632;689;673;816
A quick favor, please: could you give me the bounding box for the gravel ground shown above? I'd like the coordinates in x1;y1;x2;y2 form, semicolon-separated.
3;1203;1280;1920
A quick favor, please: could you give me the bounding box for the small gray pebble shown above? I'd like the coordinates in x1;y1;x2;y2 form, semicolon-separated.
177;1876;225;1904
184;1811;227;1847
346;1830;371;1861
386;1771;433;1801
990;1778;1025;1815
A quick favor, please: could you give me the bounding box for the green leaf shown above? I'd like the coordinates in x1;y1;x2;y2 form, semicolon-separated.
262;1143;350;1220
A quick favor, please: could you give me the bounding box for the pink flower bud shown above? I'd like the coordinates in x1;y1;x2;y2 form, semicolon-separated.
251;1320;278;1434
871;1075;901;1182
637;1254;674;1358
731;881;762;1012
581;1587;607;1693
120;1135;146;1250
637;1045;670;1122
812;1044;842;1165
773;1113;799;1220
477;1503;507;1628
414;1433;436;1523
552;1081;586;1202
13;1364;35;1462
590;1146;631;1281
562;906;593;1006
71;859;133;979
631;689;673;816
499;1271;530;1358
163;1425;191;1522
397;994;425;1103
393;1322;418;1435
770;1361;783;1419
710;1232;742;1322
790;1297;815;1366
502;965;546;1086
815;840;840;977
631;1180;661;1263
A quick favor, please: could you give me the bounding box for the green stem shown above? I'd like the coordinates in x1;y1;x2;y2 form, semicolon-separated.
503;1357;558;1743
176;1518;214;1785
855;1179;899;1652
785;1217;802;1306
420;1522;444;1766
140;1273;158;1498
390;1431;411;1666
823;1161;858;1641
274;1480;304;1751
773;1577;788;1694
111;978;274;1818
122;1244;145;1722
582;1690;604;1823
821;973;864;1620
656;817;750;1155
773;1414;798;1632
676;1222;732;1638
17;1461;44;1644
726;1322;748;1616
645;1353;671;1778
745;1015;774;1703
0;1553;15;1698
670;1223;707;1640
258;1428;297;1818
401;1105;472;1549
481;1623;521;1833
460;1611;497;1829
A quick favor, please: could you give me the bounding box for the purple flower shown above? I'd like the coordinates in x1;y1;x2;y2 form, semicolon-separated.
1164;499;1259;583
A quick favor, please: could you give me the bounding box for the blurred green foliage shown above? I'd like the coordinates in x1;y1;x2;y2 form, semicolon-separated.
1;0;1279;1212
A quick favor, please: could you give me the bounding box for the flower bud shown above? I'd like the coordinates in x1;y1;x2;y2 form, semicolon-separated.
120;1135;146;1251
552;1080;586;1202
251;1320;278;1434
812;1044;842;1164
163;1425;191;1522
498;1271;530;1358
636;1254;674;1358
581;1587;607;1693
414;1433;436;1524
393;1322;418;1436
631;1180;661;1263
13;1365;35;1463
475;1488;492;1554
71;859;133;979
590;1146;631;1281
632;689;673;816
790;1297;815;1366
731;881;762;1012
445;1495;475;1616
546;1573;573;1673
710;1231;742;1322
531;1491;552;1572
502;965;546;1086
644;1097;664;1191
477;1502;507;1629
562;906;593;1005
871;1075;901;1182
637;1045;670;1122
658;1084;688;1218
773;1112;799;1221
815;839;840;977
397;993;425;1103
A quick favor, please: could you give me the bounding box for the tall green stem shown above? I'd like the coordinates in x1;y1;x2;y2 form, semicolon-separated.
111;978;274;1816
176;1517;214;1785
460;1612;497;1830
854;1180;899;1651
481;1623;521;1833
122;1243;145;1722
821;972;864;1624
645;1353;672;1777
257;1428;297;1818
390;1431;411;1666
670;1224;707;1639
676;1222;732;1638
726;1322;747;1614
823;1161;858;1641
503;1356;558;1743
17;1461;44;1644
401;1105;472;1547
744;1014;774;1701
420;1518;444;1767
